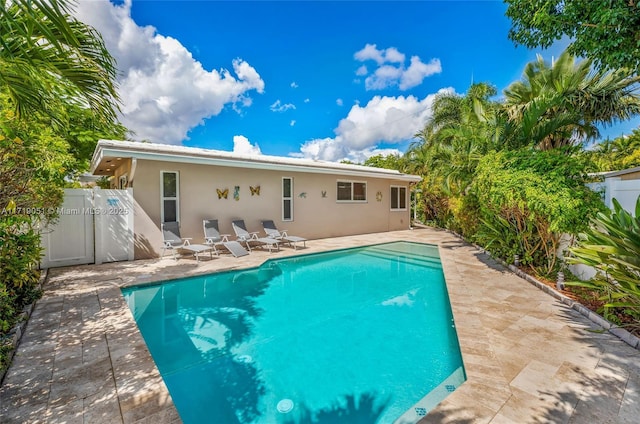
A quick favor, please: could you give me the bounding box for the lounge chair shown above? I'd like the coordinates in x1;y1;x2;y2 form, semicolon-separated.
203;219;249;258
261;220;307;249
231;220;281;253
161;221;214;262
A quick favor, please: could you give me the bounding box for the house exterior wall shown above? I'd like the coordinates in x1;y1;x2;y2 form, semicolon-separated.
620;170;640;181
131;159;413;259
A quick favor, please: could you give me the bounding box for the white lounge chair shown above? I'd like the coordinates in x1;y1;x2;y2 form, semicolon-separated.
231;220;280;253
261;220;307;249
161;221;213;261
203;219;249;257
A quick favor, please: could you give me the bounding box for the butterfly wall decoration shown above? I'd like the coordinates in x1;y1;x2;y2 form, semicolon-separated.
233;186;240;201
216;188;229;199
250;185;260;196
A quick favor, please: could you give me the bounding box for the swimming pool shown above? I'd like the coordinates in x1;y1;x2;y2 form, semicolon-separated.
122;241;465;423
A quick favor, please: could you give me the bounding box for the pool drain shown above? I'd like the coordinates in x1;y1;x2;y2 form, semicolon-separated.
277;399;294;413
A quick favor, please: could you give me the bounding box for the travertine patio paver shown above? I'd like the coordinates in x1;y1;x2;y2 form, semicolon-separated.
1;227;639;423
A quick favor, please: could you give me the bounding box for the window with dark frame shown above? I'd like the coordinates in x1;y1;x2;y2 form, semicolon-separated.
282;177;293;221
336;180;367;202
161;171;179;223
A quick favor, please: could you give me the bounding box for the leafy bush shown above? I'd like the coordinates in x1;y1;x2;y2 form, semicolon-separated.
0;215;42;333
0;99;67;372
0;215;43;372
472;149;603;275
449;193;481;239
568;197;640;328
417;178;453;228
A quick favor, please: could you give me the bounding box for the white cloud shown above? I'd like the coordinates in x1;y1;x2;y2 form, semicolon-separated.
270;100;296;112
384;47;405;64
304;98;310;103
290;81;299;88
354;43;441;91
354;44;406;65
73;0;264;145
400;57;442;90
365;65;403;91
354;43;385;64
336;93;444;149
336;98;343;106
232;135;262;155
355;65;368;76
295;89;452;162
290;120;296;126
299;137;349;162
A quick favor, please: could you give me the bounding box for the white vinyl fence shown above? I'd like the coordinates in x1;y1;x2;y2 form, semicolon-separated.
40;188;134;268
588;178;640;213
570;177;640;280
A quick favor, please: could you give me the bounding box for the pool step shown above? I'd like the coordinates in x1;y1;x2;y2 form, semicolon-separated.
367;244;440;260
358;249;443;270
364;245;442;264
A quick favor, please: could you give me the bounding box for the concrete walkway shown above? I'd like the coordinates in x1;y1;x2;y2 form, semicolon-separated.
1;227;639;423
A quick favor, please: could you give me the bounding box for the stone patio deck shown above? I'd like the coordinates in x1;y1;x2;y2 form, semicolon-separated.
1;227;639;423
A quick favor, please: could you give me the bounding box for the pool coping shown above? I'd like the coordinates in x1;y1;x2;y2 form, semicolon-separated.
1;227;639;423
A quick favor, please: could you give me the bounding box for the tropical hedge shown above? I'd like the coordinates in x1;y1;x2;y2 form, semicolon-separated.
472;149;604;275
0;102;70;370
399;48;640;279
0;0;123;374
568;197;640;329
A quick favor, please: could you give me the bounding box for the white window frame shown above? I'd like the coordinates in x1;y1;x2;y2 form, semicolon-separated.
336;180;367;203
161;171;179;223
390;185;408;211
282;176;293;222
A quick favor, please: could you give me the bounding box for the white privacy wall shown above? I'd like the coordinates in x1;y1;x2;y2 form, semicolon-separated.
571;176;640;280
40;188;134;268
603;178;640;212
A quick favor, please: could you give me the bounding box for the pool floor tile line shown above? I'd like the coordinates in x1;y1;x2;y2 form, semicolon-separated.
1;227;639;423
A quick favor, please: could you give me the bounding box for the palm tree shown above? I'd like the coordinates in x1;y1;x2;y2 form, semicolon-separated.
409;82;499;193
586;129;640;171
413;82;497;149
0;0;119;123
504;50;640;150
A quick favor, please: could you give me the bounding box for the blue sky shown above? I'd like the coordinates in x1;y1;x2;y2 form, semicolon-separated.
75;1;640;162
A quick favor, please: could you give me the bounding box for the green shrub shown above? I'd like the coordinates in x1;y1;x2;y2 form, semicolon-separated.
449;193;481;238
417;179;453;228
473;149;603;275
0;215;43;373
568;197;640;328
0;216;42;330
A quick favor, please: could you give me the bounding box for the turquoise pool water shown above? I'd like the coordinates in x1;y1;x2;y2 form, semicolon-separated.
122;241;465;423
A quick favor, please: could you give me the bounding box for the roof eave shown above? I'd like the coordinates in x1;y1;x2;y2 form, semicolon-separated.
92;141;422;182
603;165;640;179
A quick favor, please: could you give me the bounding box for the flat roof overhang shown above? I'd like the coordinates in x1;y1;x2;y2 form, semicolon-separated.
91;141;422;182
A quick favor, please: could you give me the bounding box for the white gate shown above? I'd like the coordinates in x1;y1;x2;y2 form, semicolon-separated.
40;188;134;268
94;189;134;264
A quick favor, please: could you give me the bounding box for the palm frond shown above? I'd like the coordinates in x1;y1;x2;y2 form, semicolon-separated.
0;0;120;123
